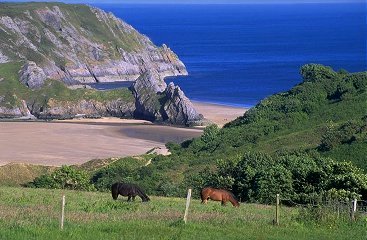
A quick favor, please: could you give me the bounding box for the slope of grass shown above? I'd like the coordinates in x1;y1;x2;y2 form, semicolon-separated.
0;164;55;187
0;186;364;240
164;65;367;169
0;62;134;109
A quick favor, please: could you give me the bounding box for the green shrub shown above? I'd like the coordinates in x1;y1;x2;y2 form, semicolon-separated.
191;152;367;204
91;157;147;191
30;166;95;191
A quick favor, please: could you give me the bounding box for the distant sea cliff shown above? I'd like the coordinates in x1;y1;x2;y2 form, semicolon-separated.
0;3;204;125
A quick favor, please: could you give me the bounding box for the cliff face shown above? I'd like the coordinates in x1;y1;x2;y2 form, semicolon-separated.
0;3;187;86
0;3;204;126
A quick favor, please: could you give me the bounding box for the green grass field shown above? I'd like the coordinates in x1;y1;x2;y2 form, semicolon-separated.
0;187;365;240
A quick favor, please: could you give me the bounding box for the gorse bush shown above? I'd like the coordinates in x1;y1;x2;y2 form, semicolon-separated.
30;166;95;191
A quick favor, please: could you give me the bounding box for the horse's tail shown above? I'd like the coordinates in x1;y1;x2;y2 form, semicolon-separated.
200;188;208;203
111;183;119;200
136;187;150;202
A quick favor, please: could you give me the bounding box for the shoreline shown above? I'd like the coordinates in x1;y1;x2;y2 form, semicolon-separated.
0;101;247;166
192;101;248;127
192;100;253;109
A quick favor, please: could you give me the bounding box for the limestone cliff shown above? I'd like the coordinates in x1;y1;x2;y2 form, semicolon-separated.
0;3;204;125
0;3;187;86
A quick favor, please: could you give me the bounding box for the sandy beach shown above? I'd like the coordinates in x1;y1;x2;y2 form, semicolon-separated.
0;102;247;166
192;101;247;127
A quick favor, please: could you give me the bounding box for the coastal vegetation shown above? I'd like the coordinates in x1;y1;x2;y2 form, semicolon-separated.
26;64;367;205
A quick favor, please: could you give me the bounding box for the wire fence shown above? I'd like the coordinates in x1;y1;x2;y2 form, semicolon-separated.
273;194;367;224
281;199;367;213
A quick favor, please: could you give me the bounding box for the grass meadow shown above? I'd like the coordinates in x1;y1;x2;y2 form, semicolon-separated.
0;187;365;240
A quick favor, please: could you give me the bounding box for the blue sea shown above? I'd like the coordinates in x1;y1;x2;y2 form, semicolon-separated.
94;3;366;107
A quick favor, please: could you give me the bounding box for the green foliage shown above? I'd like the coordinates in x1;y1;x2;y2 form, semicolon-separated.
201;124;220;143
300;64;338;83
177;64;367;169
30;166;95;191
346;72;367;92
319;119;366;151
91;157;148;191
192;152;367;204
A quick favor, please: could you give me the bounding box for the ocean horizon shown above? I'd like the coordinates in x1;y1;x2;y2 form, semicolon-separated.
94;3;366;108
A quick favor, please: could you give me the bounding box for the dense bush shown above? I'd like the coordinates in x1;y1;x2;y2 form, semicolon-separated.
91;157;148;191
30;166;95;191
319;119;367;151
192;152;367;204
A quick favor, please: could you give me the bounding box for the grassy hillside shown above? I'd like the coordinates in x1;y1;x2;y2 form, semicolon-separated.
165;65;367;168
0;62;134;110
0;164;55;187
0;187;364;240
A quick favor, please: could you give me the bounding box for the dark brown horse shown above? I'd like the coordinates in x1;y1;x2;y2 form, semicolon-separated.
111;182;150;202
201;187;240;207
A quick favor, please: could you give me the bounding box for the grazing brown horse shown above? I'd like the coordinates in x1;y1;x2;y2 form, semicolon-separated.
201;187;240;207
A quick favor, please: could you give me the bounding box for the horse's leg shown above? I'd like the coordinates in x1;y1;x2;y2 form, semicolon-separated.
221;200;226;206
201;193;207;204
132;196;136;201
127;196;131;202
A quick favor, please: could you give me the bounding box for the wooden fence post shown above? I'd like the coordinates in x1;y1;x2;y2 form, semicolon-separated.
351;199;357;221
183;189;192;224
60;194;65;230
274;193;280;225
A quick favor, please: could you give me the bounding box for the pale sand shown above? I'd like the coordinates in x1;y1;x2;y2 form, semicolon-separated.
0;122;202;166
192;101;247;127
0;102;247;166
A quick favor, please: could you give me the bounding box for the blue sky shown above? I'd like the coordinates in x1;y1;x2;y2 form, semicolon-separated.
3;0;364;4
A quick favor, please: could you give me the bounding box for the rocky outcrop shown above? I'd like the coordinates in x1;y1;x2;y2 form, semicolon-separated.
0;98;35;119
0;51;8;63
28;98;135;120
131;70;204;126
130;70;166;122
0;3;187;87
163;83;204;126
19;61;47;89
